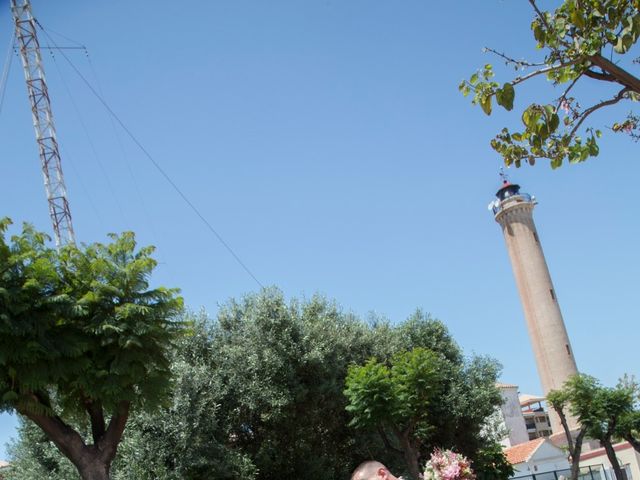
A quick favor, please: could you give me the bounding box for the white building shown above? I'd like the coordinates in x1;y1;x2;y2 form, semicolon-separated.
495;382;556;448
520;394;553;440
581;441;640;480
505;438;570;477
497;383;529;447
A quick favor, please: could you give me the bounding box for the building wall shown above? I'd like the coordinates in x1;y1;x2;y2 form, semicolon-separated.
500;386;529;447
523;409;552;440
581;442;640;480
511;442;570;476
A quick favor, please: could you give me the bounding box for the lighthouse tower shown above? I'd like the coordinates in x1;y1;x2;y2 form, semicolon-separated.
491;180;579;433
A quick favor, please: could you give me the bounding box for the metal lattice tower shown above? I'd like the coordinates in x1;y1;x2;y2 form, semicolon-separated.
11;0;75;246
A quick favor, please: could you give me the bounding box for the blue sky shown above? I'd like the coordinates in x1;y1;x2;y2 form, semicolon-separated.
1;0;639;460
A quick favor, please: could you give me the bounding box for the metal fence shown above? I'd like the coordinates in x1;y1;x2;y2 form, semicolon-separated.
510;465;605;480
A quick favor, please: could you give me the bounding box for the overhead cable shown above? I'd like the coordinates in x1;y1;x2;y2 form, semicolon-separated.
37;25;265;289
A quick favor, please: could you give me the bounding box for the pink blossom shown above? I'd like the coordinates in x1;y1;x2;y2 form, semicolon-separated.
442;463;461;480
423;449;475;480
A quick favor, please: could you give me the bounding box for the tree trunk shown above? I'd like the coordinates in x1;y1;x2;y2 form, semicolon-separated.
397;434;421;480
570;428;586;480
22;411;115;480
76;458;111;480
603;438;625;480
549;400;585;480
624;434;640;454
19;399;130;480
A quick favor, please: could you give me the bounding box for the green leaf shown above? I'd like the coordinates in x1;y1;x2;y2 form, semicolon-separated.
522;106;540;129
614;33;634;53
570;9;585;28
495;83;515;111
480;95;492;115
533;21;545;43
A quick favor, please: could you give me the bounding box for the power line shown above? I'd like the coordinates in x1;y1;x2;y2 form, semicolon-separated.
85;50;166;250
46;43;132;228
0;33;15;117
36;25;265;289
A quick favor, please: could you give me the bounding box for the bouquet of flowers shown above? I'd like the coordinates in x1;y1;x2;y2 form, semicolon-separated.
423;449;475;480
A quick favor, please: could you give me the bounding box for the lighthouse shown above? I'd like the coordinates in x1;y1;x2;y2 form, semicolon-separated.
491;180;579;433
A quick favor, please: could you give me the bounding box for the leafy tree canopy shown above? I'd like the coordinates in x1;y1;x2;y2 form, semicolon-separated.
344;342;507;479
5;289;508;480
461;0;640;168
549;374;640;480
0;219;183;480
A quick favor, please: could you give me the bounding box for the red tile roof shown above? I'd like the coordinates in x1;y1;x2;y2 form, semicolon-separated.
504;438;546;465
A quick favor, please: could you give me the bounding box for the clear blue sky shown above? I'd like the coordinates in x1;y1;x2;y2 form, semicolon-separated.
1;0;638;461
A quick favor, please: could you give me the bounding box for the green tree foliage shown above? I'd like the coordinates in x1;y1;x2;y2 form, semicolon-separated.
5;290;507;480
461;0;640;168
0;219;183;480
111;312;257;480
616;376;640;451
472;442;515;480
344;335;507;479
206;290;382;480
550;374;640;480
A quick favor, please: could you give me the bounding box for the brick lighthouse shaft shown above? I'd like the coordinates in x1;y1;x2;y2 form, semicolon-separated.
492;182;579;433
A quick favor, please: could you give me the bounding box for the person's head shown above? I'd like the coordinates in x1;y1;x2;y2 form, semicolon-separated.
350;461;400;480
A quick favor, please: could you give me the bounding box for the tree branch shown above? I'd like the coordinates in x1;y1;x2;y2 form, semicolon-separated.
403;417;418;438
377;426;403;455
589;55;640;93
583;69;619;83
570;427;588;480
569;87;630;137
527;0;573;49
512;60;579;86
97;400;130;464
624;433;640;453
18;397;88;470
528;0;551;32
484;47;547;67
555;406;575;453
83;396;106;445
557;72;583;111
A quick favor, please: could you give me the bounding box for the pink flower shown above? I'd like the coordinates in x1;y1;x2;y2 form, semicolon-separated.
442;463;461;480
423;449;475;480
